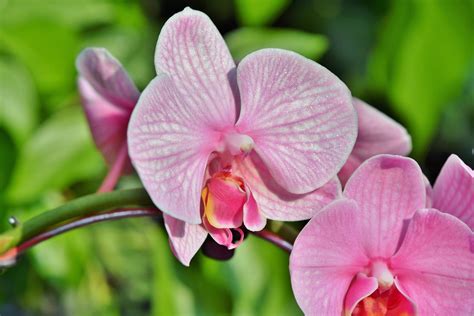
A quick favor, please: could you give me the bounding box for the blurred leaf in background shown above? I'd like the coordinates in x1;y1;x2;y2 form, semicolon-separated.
367;0;473;158
226;28;328;61
234;0;290;26
6;107;102;204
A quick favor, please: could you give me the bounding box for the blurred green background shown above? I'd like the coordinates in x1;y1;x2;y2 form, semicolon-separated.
0;0;472;315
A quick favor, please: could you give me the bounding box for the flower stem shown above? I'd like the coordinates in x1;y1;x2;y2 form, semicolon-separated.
0;208;160;267
98;144;129;192
0;188;297;266
0;188;154;254
252;229;293;253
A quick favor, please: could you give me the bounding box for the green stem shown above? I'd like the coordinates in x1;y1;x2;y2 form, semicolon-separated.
0;188;153;253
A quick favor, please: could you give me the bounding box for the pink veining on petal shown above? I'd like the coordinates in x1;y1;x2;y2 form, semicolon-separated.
236;49;357;194
344;155;426;258
391;209;474;315
155;7;237;130
290;199;369;315
432;154;474;229
128;74;220;224
235;152;342;221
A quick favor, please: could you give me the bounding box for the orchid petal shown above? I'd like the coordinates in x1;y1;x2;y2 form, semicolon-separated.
76;48;139;109
236;48;356;194
344;155;426;258
155;7;237;129
351;98;411;160
242;188;267;231
236;152;342;221
290;199;369;314
337;155;362;186
128;75;220;224
424;175;433;208
78;78;130;167
343;273;378;315
164;215;208;266
433;154;474;229
391;209;474;315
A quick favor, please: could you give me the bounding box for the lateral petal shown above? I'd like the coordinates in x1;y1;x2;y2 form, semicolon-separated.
433;154;473;229
164;215;208;266
344;155;426;258
236;48;356;194
235;152;342;221
128;75;220;224
391;209;474;315
155;7;237;129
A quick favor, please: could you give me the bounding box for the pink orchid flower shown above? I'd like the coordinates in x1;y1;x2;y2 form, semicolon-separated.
128;8;357;265
338;98;411;185
76;48;140;192
290;154;474;315
428;154;473;230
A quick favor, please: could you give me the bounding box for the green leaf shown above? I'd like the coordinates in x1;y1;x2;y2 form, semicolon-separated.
6;107;103;203
234;0;290;26
368;0;473;157
0;0;115;30
0;129;16;193
0;19;79;97
225;27;328;61
0;57;38;145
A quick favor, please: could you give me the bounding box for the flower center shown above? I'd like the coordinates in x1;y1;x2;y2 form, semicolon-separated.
352;286;415;316
217;132;254;157
351;261;415;316
370;261;394;292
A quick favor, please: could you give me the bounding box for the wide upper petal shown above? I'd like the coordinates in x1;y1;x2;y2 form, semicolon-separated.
235;152;342;221
344;155;426;258
351;98;411;160
236;48;357;194
128;75;220;224
164;215;208;266
78;78;130;167
155;7;237;129
433;154;474;229
391;209;474;315
290;199;369;315
76;48;139;110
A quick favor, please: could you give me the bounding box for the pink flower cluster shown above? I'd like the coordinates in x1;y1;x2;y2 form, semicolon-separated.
77;7;473;315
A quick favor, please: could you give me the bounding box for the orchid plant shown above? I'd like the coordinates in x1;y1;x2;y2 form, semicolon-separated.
0;7;472;315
